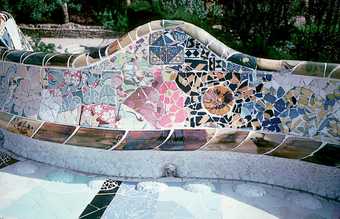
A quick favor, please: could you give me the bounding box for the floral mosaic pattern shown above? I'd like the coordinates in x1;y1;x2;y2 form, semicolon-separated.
0;15;339;166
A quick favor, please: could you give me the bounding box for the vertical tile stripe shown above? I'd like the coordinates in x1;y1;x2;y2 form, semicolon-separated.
79;180;122;219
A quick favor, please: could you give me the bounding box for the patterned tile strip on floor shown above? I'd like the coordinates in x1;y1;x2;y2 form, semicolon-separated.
79;180;122;219
0;150;18;169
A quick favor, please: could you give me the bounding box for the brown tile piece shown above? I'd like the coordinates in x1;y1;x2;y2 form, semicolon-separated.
33;122;76;143
303;143;340;167
269;137;322;159
114;130;170;150
202;130;249;151
159;129;215;151
7;117;43;137
66;127;125;150
233;132;285;154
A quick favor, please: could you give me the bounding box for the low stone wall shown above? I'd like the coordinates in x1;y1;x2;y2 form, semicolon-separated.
20;23;121;38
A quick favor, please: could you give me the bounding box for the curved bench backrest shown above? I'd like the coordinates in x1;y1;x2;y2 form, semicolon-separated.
0;12;339;167
0;11;32;51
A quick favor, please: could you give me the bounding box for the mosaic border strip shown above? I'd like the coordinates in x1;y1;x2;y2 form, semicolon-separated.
0;150;18;169
79;180;122;219
0;112;339;167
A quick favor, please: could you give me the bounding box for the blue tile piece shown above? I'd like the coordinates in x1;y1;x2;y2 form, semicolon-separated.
324;96;336;110
152;36;165;46
262;120;270;127
172;30;187;42
229;83;237;91
270;117;281;124
264;94;276;103
256;112;264;120
298;107;305;115
281;110;289;117
227;62;241;73
167;46;183;62
265;74;272;81
274;98;286;112
277;87;285;98
255;103;265;112
164;35;174;45
289;108;299;119
150;46;162;56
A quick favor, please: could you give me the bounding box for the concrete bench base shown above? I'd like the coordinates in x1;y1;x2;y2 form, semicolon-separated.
1;129;339;201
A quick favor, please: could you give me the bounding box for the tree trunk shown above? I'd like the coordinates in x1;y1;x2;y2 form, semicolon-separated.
61;2;69;23
126;0;131;6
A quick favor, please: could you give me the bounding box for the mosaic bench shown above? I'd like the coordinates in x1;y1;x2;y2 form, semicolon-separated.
0;12;339;198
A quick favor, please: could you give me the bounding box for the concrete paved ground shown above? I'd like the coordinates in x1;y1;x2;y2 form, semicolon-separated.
0;148;339;219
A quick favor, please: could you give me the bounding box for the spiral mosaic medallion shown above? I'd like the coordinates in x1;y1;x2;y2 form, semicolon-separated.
203;85;235;116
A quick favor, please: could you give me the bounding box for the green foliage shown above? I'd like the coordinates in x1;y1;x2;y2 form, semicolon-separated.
95;9;129;32
30;36;56;53
129;0;152;12
0;0;80;23
1;0;339;62
220;0;340;62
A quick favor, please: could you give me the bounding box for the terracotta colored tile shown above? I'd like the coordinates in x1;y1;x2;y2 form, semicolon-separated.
33;122;76;143
7;117;43;137
106;40;120;56
0;112;13;129
114;130;170;150
202;130;249;151
66;127;125;150
159;129;215;151
269;137;322;159
233;132;285;154
118;34;132;48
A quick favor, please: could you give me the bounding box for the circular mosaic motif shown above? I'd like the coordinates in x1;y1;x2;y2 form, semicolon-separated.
203;85;234;116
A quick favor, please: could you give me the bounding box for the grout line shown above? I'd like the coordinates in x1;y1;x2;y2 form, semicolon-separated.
301;142;327;160
6;114;16;127
109;130;129;150
264;135;289;155
30;121;45;138
63;126;80;144
231;131;251;151
198;129;218;150
153;129;175;150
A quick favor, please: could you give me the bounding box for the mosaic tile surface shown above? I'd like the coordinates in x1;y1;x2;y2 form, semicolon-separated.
66;127;125;149
159;129;215;151
269;137;322;159
7;116;43;137
32;122;76;143
114;130;170;150
0;112;13;129
0;12;339;167
303;143;340;167
79;180;122;219
1;160;339;219
233;132;285;154
0;150;18;169
202;130;249;150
